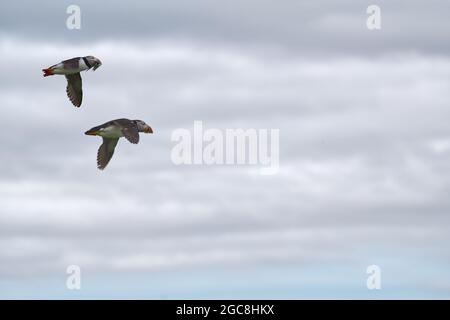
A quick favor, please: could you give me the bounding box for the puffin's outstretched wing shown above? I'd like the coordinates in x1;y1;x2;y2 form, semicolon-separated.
65;73;83;107
121;124;140;144
97;138;119;170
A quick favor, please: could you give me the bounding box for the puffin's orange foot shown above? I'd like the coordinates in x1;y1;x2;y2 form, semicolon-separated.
42;68;54;77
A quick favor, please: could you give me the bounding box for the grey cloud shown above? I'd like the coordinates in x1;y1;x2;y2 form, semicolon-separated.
1;40;450;275
1;1;450;55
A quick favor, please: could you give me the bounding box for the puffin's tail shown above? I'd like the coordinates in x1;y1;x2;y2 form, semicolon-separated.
42;68;54;77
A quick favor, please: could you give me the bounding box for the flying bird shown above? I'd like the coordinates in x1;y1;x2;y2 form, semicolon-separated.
42;56;102;107
85;118;153;170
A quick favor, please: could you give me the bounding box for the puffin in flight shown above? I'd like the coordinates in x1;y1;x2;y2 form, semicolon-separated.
85;118;153;170
42;56;102;107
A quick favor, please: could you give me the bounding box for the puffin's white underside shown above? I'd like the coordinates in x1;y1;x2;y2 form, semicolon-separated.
97;126;124;139
50;60;90;75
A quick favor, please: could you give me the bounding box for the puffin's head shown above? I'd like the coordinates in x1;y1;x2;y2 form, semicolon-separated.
134;120;153;134
85;56;102;71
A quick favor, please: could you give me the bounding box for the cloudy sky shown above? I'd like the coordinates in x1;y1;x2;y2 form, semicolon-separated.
1;0;450;299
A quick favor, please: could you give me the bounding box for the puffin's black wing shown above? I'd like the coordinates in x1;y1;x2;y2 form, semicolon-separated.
120;124;140;144
65;73;83;107
97;138;119;170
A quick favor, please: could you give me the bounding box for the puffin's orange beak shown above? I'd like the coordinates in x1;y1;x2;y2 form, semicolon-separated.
144;126;153;134
85;130;98;136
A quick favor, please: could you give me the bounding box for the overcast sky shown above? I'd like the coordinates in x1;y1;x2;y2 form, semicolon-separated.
1;0;450;299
